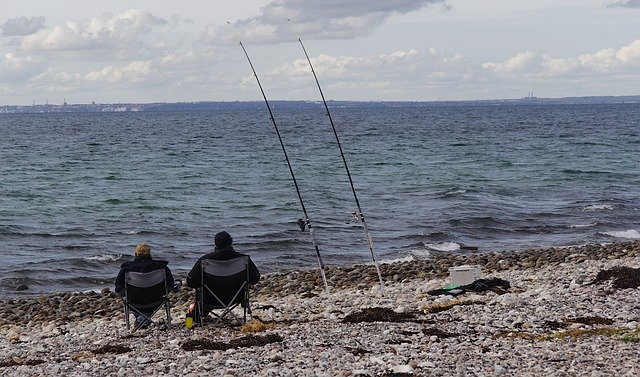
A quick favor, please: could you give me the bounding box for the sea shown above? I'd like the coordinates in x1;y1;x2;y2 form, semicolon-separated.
1;103;639;297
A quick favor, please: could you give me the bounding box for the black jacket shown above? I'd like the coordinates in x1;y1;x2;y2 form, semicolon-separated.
186;246;260;288
114;256;175;295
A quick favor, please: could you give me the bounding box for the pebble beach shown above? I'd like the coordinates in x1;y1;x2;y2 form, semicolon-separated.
1;241;639;376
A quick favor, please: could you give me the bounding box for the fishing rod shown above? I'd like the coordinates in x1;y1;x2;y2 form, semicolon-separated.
296;37;385;293
239;41;329;294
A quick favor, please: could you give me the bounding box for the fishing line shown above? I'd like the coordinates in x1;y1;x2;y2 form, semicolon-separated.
239;41;329;294
294;33;385;293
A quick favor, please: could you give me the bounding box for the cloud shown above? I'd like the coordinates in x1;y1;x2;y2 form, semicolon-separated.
204;0;448;45
0;52;45;82
0;16;46;37
84;61;152;84
481;52;542;74
19;10;168;60
254;46;473;99
483;40;640;78
604;0;640;8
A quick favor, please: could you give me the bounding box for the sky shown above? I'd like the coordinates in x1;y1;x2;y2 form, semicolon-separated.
0;0;638;105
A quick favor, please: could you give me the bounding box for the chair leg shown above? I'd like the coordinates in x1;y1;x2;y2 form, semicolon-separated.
125;306;131;330
165;301;172;327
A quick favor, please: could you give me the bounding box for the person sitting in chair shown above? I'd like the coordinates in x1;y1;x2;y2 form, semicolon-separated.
186;231;260;322
115;243;178;328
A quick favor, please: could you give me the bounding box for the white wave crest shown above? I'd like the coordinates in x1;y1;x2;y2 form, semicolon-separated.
84;254;122;262
584;204;614;211
424;242;461;252
601;229;640;239
569;221;597;229
445;189;467;196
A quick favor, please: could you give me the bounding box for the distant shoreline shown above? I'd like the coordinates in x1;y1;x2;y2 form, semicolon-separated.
1;95;638;114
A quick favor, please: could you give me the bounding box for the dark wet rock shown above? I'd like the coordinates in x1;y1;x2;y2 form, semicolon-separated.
15;284;28;291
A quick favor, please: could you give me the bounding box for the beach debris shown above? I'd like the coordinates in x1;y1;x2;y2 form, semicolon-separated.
428;277;510;296
240;319;276;333
181;333;283;351
589;266;640;289
0;357;45;368
342;307;418;323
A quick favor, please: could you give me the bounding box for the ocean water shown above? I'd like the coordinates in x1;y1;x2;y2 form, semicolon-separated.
1;104;639;297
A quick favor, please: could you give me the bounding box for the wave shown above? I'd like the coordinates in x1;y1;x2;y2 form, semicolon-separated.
441;188;467;197
583;204;614;211
122;229;163;236
424;241;461;252
568;221;598;229
84;254;123;262
103;198;126;205
598;229;640;239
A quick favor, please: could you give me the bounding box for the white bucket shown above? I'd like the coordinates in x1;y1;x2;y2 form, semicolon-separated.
449;265;481;286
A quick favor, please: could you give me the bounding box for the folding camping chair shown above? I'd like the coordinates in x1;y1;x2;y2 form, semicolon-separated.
196;256;251;326
123;269;172;331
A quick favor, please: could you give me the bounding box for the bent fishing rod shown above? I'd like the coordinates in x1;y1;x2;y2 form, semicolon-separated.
239;41;329;294
296;37;385;293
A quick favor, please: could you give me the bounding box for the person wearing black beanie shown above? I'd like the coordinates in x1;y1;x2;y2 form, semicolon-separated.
186;231;260;322
214;231;233;249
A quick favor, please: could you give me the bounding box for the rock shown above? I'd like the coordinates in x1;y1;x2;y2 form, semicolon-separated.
16;284;29;291
392;364;414;373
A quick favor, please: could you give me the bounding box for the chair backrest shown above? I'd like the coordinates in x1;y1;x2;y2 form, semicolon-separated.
200;257;249;308
124;269;168;307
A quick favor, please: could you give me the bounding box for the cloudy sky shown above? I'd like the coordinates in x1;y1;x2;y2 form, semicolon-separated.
1;0;638;105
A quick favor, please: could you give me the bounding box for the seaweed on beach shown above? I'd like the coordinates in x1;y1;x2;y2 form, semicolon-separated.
181;333;283;351
342;307;418;323
543;320;569;330
422;299;485;314
92;344;132;354
564;316;614;326
422;327;459;338
590;266;640;289
378;372;413;377
344;346;372;356
494;326;638;341
0;357;45;368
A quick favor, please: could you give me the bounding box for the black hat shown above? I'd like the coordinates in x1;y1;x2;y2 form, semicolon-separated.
214;231;233;249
